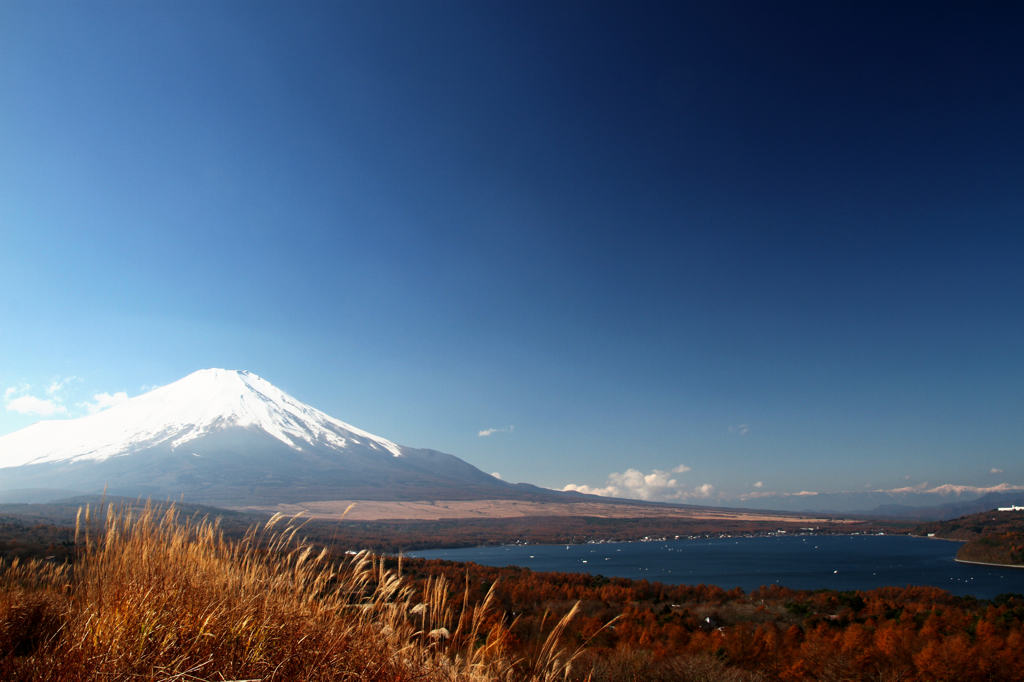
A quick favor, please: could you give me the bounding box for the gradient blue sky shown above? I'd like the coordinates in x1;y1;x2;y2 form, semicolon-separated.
2;1;1022;506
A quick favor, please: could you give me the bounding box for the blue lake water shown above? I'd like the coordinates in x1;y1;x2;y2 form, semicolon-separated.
409;535;1024;599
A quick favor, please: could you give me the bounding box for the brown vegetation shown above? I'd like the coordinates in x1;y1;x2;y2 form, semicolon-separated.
0;504;594;681
0;496;893;555
957;533;1024;566
917;509;1024;568
3;504;1022;680
236;499;844;524
398;559;1024;681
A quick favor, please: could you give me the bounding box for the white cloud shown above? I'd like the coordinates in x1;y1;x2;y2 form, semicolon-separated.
5;395;67;416
4;381;70;417
729;424;750;436
741;489;820;500
4;383;29;400
81;391;129;414
478;425;514;437
4;377;133;418
990;468;1004;475
693;483;715;497
753;481;764;488
562;464;713;502
491;472;502;480
562;482;616;496
45;376;78;396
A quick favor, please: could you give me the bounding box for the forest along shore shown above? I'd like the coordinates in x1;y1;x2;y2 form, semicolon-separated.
0;496;897;558
1;503;1023;680
916;509;1024;569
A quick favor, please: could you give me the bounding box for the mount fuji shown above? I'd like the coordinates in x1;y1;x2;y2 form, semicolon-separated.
0;369;555;506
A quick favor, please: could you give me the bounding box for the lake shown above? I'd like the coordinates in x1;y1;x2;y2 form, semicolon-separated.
408;534;1024;599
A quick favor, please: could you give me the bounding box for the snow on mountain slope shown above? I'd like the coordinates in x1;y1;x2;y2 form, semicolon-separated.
0;369;570;506
0;368;402;468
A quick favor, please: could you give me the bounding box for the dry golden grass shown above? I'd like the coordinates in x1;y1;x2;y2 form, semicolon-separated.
0;503;596;681
237;499;842;523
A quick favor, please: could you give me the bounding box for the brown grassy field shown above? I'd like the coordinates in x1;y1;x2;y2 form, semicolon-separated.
0;503;595;681
2;503;1021;680
236;498;845;523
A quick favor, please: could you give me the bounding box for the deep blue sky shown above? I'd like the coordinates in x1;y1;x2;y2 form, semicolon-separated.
2;1;1022;506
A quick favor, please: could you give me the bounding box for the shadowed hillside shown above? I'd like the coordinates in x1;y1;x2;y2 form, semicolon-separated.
916;509;1024;567
0;504;591;681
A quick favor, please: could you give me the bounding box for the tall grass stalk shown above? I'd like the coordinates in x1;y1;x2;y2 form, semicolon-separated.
0;502;590;681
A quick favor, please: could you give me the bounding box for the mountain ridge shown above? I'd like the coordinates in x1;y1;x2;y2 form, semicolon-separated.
0;368;404;468
0;369;552;505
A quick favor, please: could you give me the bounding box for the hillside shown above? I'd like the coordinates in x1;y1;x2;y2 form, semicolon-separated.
0;495;880;557
3;503;1024;681
0;369;559;505
916;509;1024;567
864;491;1024;521
0;504;586;681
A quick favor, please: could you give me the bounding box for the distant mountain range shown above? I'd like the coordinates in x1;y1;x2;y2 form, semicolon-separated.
2;369;1014;522
739;489;1024;521
0;369;566;506
862;491;1024;521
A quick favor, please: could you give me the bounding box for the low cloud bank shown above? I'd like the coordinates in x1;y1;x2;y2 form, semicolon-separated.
82;391;130;414
5;394;67;416
563;464;714;502
478;425;514;437
4;377;129;418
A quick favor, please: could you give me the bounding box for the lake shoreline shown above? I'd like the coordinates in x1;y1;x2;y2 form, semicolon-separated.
409;531;956;553
955;558;1024;570
411;534;1024;598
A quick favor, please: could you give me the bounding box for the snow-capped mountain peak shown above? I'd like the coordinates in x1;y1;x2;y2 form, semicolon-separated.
0;368;402;468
